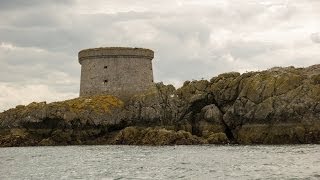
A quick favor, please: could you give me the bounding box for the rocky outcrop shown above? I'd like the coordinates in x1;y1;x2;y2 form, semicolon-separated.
1;65;320;146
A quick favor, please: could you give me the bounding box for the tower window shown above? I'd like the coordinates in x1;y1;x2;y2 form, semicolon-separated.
104;66;108;69
104;80;108;84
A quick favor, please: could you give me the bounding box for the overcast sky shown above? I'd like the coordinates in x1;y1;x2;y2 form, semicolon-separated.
0;0;320;111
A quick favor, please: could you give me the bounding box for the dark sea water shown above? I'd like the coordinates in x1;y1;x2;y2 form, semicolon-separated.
0;145;319;180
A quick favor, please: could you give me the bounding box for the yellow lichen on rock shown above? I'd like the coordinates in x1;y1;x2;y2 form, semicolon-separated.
56;95;124;113
25;101;46;110
207;132;229;144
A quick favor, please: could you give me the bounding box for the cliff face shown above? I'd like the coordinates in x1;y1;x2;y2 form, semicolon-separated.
1;65;320;146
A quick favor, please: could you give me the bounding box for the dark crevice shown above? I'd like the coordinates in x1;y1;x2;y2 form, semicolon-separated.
180;93;215;136
106;120;128;132
23;118;67;129
208;92;237;142
224;124;235;142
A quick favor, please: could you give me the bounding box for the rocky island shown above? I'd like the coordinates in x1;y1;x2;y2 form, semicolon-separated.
1;64;320;146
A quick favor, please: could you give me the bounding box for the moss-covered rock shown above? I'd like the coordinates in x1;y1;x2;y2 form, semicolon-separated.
207;132;229;144
1;64;320;146
112;127;205;145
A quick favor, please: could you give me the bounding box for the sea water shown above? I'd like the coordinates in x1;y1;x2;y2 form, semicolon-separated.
0;145;319;179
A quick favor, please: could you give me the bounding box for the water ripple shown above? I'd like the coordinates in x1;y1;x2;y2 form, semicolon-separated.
0;145;319;179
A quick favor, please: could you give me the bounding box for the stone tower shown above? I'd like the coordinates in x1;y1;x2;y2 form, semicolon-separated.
78;47;154;99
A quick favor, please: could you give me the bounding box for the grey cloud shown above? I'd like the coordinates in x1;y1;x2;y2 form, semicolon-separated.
1;0;320;110
0;0;74;11
0;11;161;54
9;13;64;28
151;18;211;45
219;40;283;60
0;46;79;96
0;23;98;55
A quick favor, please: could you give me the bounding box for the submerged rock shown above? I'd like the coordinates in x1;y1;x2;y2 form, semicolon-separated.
1;65;320;146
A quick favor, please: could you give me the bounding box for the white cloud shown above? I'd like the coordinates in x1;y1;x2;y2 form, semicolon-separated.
0;83;78;112
311;33;320;43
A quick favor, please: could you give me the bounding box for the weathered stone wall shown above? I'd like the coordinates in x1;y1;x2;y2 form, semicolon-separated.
79;47;154;99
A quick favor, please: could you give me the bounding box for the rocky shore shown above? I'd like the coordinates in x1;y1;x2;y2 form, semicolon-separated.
1;65;320;146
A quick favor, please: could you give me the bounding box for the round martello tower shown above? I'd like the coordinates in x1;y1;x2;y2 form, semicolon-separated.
78;47;154;99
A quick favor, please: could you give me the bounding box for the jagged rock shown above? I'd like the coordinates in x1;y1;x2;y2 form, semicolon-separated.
1;64;320;146
176;80;209;101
